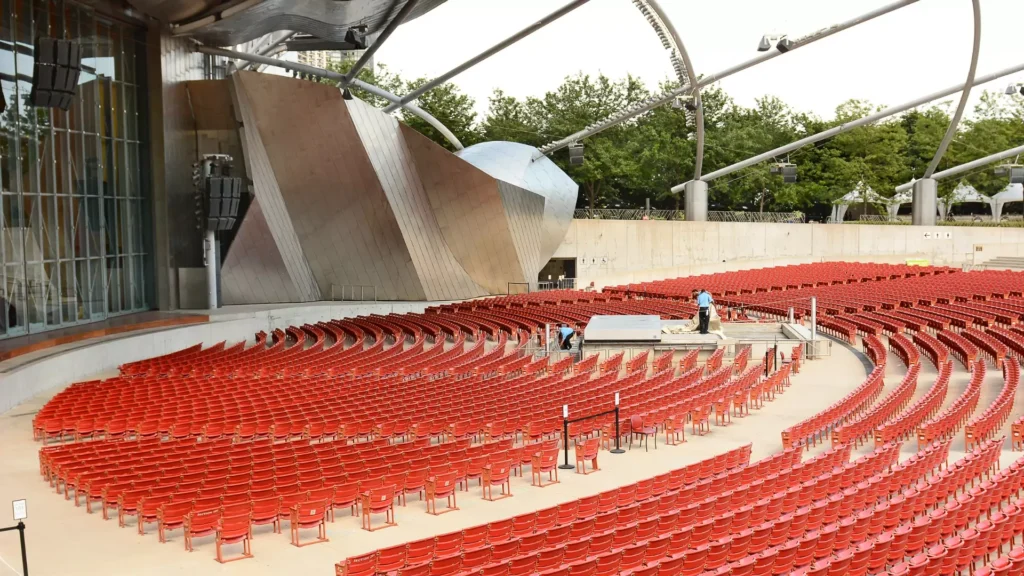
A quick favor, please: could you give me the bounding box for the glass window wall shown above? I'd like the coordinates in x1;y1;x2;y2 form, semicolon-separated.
0;0;148;337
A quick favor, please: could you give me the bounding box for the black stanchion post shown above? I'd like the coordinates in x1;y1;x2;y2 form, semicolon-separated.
18;522;27;576
558;405;574;470
611;392;625;454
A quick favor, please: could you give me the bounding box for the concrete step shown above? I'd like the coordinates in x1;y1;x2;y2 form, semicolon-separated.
982;256;1024;270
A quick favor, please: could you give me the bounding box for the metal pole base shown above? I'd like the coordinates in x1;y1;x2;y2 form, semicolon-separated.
558;464;575;470
911;178;938;226
610;448;626;454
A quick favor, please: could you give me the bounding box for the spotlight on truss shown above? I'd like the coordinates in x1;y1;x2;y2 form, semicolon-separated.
995;163;1024;184
770;162;798;183
758;33;788;52
568;142;584;166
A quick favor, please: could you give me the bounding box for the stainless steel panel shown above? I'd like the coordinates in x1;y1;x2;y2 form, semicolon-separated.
497;181;547;287
219;73;580;303
160;0;448;47
347;99;486;300
233;72;426;300
220;74;321;304
400;124;527;294
457;141;577;263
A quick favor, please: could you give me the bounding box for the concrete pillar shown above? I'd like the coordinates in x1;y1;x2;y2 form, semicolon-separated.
912;178;938;226
684;180;708;222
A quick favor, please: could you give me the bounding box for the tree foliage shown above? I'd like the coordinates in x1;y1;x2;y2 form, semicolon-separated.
308;58;1024;216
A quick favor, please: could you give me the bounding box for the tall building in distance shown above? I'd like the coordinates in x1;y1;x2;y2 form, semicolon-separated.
295;49;373;73
296;50;331;69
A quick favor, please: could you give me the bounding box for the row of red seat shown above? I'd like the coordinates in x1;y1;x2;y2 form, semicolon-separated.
966;359;1020;450
873;356;952;448
781;336;886;449
906;361;964;449
337;445;755;575
832;363;919;448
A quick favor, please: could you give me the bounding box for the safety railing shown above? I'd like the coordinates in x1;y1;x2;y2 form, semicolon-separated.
329;284;378;301
572;209;805;223
558;398;625;470
537;278;576;291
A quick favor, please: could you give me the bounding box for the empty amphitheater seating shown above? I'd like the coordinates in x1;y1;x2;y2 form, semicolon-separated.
23;262;1024;571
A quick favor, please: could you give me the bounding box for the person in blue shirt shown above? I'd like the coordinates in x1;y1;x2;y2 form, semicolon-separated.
558;324;575;350
696;289;714;334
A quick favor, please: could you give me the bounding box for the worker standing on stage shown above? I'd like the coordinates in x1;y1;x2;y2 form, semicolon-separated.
697;289;714;335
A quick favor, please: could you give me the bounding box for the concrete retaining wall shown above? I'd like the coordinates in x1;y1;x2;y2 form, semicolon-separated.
0;302;448;414
554;220;1024;289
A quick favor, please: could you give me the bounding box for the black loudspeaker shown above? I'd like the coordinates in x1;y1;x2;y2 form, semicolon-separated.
31;38;81;110
205;177;243;231
568;143;584;166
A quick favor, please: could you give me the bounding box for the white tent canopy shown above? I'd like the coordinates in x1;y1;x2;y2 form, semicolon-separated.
886;189;913;220
992;183;1024;222
831;181;888;222
937;182;993;219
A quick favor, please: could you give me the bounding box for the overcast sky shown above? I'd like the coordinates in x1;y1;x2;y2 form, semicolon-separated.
370;0;1024;120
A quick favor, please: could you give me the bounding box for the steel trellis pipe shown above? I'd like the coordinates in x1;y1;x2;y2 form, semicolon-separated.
672;62;1024;192
538;0;921;158
340;0;421;88
635;0;705;179
382;0;591;113
194;45;465;150
924;0;981;178
895;144;1024;192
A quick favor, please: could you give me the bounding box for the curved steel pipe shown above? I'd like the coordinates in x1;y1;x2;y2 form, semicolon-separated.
640;0;705;179
924;0;981;178
538;0;921;158
194;45;464;150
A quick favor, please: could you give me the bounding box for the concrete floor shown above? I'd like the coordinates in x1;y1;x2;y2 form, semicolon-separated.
0;336;920;576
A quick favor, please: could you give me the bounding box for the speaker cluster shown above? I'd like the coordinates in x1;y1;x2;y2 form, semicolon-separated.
206;176;243;231
30;38;82;110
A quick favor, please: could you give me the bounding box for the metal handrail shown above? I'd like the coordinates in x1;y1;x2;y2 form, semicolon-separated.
572;209;804;223
329;284;378;302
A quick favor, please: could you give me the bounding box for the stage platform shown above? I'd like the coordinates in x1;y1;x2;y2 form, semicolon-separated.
0;312;209;363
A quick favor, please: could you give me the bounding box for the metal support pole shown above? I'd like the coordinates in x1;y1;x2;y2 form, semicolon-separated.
810;297;817;360
684;180;708;221
924;0;981;178
611;393;625;454
912;179;938;226
643;0;705;179
559;405;574;469
383;0;591;113
204;229;217;309
0;523;28;576
788;307;795;324
544;323;551;356
18;522;27;576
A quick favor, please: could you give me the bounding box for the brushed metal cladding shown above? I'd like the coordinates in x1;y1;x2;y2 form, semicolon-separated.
400;123;528;294
160;34;211;269
166;0;449;47
497;181;547;286
127;0;222;22
346;98;485;301
457;141;577;261
221;73;321;304
220;198;307;304
234;72;426;300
